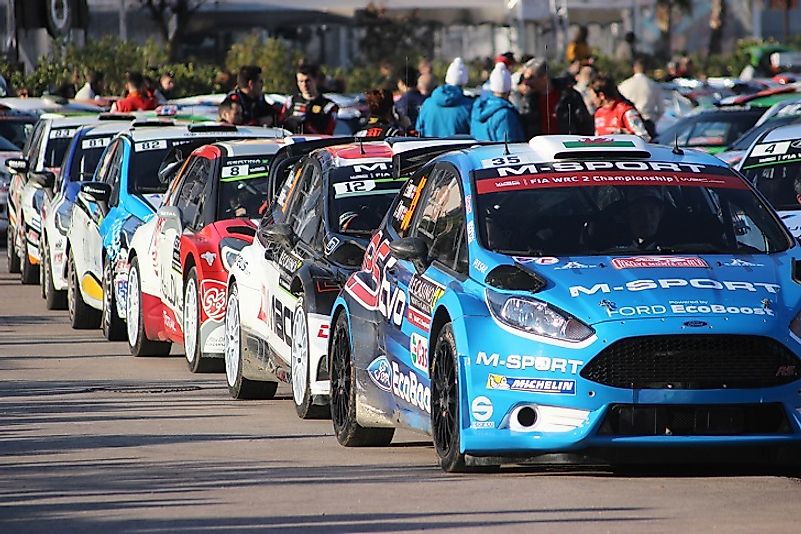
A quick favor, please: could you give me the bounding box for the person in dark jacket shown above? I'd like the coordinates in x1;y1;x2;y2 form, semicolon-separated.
518;58;593;136
356;89;407;138
394;70;426;129
280;64;338;135
227;65;277;126
470;63;525;142
416;57;473;137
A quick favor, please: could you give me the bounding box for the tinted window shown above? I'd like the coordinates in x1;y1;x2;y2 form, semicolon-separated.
217;156;273;220
44;127;78;169
175;158;210;229
473;161;789;256
287;163;322;244
730;117;801;151
411;168;467;273
66;134;114;185
0;120;33;150
389;166;431;238
327;161;404;236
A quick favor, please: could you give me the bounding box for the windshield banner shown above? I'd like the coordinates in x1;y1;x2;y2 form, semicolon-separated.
741;139;801;170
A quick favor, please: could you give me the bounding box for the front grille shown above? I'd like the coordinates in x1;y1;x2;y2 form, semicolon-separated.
581;335;800;389
598;403;791;436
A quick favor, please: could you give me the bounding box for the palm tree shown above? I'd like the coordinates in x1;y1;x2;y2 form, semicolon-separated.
655;0;693;61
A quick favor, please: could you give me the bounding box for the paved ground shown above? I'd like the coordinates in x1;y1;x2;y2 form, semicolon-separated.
1;251;801;533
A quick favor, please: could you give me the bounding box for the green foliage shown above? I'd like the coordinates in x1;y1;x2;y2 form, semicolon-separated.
225;34;301;94
354;8;438;70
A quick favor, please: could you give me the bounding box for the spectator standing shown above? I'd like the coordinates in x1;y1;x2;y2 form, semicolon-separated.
228;66;277;127
394;70;425;129
617;58;664;138
218;94;244;125
573;63;596;115
470;63;525;142
615;32;637;63
510;61;540;140
566;26;592;63
523;58;594;136
281;64;338;135
415;57;473;137
75;70;104;101
356;89;407;137
112;72;158;112
155;71;176;104
590;74;650;140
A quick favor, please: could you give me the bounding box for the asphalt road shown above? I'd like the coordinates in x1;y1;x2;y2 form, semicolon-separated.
2;250;801;533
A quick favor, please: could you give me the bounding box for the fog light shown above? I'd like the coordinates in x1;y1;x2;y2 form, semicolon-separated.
517;406;538;427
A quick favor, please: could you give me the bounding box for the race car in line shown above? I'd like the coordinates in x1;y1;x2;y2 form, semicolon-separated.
125;137;299;371
39;118;137;309
66;121;285;340
0;108;37;239
736;122;801;236
330;134;801;472
6;115;99;283
225;137;474;418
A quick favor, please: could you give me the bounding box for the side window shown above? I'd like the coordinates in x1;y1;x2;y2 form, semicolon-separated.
95;141;119;183
286;162;323;244
389;165;433;238
24;122;44;161
175;158;209;230
105;144;124;207
410;168;467;273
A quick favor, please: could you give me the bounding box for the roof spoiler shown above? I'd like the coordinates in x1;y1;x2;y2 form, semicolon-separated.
277;136;356;158
131;119;175;128
98;113;136;121
390;137;480;178
552;149;652;160
187;123;238;133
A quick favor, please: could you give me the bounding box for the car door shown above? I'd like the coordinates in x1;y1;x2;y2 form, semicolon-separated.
385;165;468;422
268;160;323;367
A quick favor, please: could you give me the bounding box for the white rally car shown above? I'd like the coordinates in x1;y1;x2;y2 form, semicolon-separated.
7;115;100;283
66;121;284;339
225;138;472;417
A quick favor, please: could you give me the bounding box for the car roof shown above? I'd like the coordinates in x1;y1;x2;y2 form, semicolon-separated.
459;135;730;170
758;123;801;143
78;121;138;137
123;124;285;143
46;115;104;129
323;142;394;165
215;138;290;157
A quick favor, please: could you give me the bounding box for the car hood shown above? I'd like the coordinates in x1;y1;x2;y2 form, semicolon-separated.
517;254;792;326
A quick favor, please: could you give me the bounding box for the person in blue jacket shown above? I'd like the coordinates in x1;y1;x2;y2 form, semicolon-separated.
470;62;526;142
415;57;473;137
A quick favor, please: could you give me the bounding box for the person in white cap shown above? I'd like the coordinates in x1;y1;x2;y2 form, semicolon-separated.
470;63;525;142
415;57;474;137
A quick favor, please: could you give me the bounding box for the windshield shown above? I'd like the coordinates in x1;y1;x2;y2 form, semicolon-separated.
66;134;113;183
730;116;801;151
0;120;34;150
740;140;801;211
473;161;790;256
328;162;405;235
656;112;761;148
217;156;273;220
43;132;74;169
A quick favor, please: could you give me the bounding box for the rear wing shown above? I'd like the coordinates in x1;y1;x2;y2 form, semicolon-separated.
388;137;480;178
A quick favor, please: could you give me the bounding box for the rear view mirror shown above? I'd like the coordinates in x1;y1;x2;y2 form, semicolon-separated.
79;182;111;204
29;171;55;189
259;223;295;247
389;236;429;272
5;158;28;173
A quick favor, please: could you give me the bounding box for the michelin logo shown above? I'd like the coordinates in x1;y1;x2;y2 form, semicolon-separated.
487;373;576;395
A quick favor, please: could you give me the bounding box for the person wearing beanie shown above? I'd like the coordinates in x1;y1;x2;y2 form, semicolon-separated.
470;63;525;142
415;57;474;137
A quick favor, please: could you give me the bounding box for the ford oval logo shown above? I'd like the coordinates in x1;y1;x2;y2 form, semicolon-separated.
683;320;708;328
367;356;392;392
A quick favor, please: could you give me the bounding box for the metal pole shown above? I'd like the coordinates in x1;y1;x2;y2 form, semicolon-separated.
120;0;128;41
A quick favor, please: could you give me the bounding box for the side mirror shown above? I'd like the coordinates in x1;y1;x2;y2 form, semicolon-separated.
29;170;56;189
259;223;295;247
157;205;181;223
389;236;429;272
79;181;112;204
5;158;28;174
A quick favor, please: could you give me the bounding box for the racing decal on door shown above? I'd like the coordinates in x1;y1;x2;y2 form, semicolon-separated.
200;279;227;322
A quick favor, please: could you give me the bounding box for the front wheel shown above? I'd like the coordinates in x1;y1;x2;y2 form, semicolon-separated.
224;282;277;399
292;297;329;419
431;323;469;472
127;256;171;357
330;312;394;447
102;261;126;341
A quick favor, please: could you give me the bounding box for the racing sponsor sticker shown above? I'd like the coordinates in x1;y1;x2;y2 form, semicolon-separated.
741;139;801;169
200;279;227;321
562;138;635;148
367;356;392;392
409;332;429;375
486;373;576;395
406;275;445;332
611;256;708;269
471;396;494;426
134;140;168;152
81;137;111;150
333;180;377;198
569;278;780;298
605;302;773;318
221;157;271;182
475;352;583;374
50;128;77;139
554;261;596;270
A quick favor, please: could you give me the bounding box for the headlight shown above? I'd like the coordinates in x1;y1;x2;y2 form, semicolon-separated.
220;237;248;271
485;289;594;343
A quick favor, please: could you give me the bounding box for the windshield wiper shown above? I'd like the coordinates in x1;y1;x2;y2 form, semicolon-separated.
135;186;168;194
654;243;728;253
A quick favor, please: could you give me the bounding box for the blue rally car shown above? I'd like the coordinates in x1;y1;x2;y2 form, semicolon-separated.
329;134;801;472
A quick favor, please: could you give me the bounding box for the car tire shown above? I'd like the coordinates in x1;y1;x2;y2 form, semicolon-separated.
224;282;278;399
330;311;394;447
102;261;127;341
184;267;220;373
127;256;171;357
67;249;100;329
292;296;329;419
43;239;66;310
19;218;38;284
7;225;20;274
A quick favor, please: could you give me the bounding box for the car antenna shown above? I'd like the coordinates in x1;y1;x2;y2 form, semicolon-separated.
545;44;551;134
358;135;365;155
672;133;684;155
503;132;510;155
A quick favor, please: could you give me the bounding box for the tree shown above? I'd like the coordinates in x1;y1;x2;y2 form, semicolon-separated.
134;0;205;62
655;0;693;61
